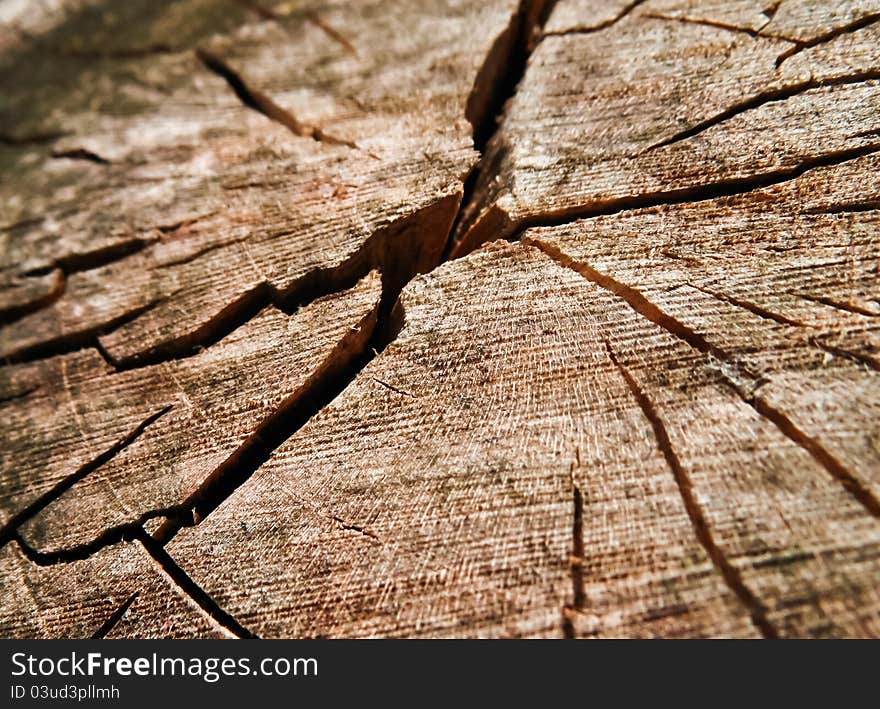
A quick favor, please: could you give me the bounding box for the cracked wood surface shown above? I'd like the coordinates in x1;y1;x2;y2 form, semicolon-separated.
1;0;879;638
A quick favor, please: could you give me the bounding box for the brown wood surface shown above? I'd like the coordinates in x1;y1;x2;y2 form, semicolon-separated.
1;0;878;638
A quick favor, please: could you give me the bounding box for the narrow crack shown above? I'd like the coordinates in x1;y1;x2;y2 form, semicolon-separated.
138;533;256;639
0;386;39;404
331;515;381;543
9;506;193;565
803;199;880;215
195;48;367;154
543;0;647;37
4;193;455;371
49;147;111;165
489;142;880;248
23;237;152;278
1;298;164;366
304;11;358;56
235;0;360;56
789;291;879;318
641;12;785;40
561;454;585;639
369;376;414;398
605;341;777;638
91;592;138;639
776;13;880;68
810;339;880;373
0;406;173;548
646;70;880;152
528;238;880;522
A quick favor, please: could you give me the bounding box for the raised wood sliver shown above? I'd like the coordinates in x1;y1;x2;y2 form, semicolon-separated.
1;0;878;638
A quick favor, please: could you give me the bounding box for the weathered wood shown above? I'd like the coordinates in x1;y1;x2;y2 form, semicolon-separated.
1;0;879;638
0;0;522;365
0;540;228;639
453;0;880;254
1;272;381;554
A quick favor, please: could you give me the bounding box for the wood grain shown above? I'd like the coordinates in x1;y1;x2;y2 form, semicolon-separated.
1;0;878;638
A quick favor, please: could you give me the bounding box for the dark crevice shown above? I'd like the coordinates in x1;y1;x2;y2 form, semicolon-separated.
0;406;173;548
110;194;455;370
49;147;111;165
9;505;192;565
91;592;138;639
776;13;880;68
543;0;647;37
802;199;880;214
605;342;777;639
195;48;366;154
561;455;585;639
138;534;256;639
446;0;559;259
748;398;880;518
529;238;880;523
151;295;391;545
646;71;880;152
803;199;880;215
7;195;452;563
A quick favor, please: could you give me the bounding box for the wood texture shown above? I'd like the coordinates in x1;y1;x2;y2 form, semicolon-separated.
1;0;879;638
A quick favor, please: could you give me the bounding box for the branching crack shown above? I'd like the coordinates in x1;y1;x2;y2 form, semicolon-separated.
138;533;256;639
641;12;784;40
543;0;647;37
605;341;777;638
789;291;879;318
502;143;880;244
528;238;880;522
2;299;164;366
